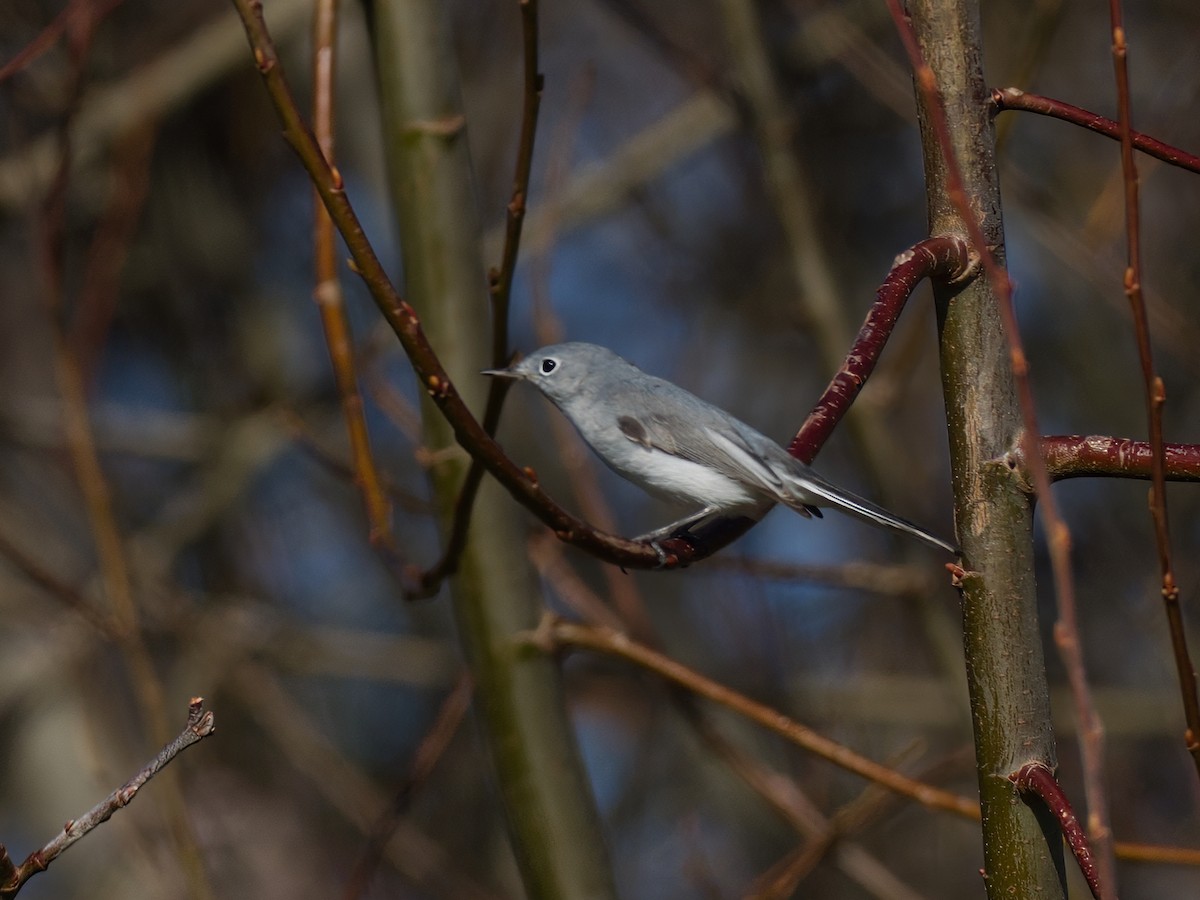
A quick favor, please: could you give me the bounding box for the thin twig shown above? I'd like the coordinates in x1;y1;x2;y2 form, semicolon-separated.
991;88;1200;174
310;0;395;548
0;0;127;84
0;699;215;899
1106;0;1199;787
525;614;981;820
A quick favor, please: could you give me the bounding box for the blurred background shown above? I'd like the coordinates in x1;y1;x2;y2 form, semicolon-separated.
1;0;1199;896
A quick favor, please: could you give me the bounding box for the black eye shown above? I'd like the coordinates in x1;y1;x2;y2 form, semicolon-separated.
540;358;557;375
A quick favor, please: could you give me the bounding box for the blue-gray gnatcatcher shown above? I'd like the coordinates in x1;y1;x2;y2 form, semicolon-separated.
484;342;958;555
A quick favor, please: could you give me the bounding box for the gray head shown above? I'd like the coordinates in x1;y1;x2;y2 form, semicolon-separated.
482;342;632;406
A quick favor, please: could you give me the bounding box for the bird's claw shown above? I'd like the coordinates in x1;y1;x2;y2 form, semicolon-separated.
650;540;670;569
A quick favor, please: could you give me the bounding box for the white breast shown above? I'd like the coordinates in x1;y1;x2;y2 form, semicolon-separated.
591;437;759;511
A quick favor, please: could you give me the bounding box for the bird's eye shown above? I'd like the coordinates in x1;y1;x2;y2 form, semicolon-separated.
540;358;557;375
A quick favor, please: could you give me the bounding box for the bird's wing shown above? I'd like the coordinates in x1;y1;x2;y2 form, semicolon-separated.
615;407;805;501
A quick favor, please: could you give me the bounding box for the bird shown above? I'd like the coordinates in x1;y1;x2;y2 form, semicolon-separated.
483;342;958;555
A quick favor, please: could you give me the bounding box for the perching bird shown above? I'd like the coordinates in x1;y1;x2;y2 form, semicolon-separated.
484;342;957;555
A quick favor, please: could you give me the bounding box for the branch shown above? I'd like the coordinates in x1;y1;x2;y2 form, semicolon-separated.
1011;764;1101;900
991;88;1200;174
525;614;981;820
1106;0;1199;790
0;699;215;899
311;0;394;550
889;1;1105;893
1030;436;1200;483
666;235;972;559
413;0;543;596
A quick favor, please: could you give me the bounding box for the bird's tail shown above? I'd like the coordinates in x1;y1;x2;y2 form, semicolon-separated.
781;473;959;555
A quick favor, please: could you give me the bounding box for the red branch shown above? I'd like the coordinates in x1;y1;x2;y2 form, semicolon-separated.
1038;436;1200;483
991;88;1200;175
1011;763;1101;900
657;236;972;559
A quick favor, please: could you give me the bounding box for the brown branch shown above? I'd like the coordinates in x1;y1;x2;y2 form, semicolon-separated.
0;699;215;899
311;0;395;549
526;614;982;820
1011;763;1101;900
886;1;1111;891
1032;436;1200;483
991;88;1200;175
1107;0;1199;790
413;0;543;596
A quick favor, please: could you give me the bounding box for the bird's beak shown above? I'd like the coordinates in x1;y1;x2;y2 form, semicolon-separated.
480;366;520;380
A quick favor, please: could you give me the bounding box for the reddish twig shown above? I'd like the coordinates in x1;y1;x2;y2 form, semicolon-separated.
0;0;127;84
1107;0;1198;789
1011;763;1101;900
885;1;1114;890
311;0;395;549
991;88;1200;175
0;699;215;899
789;236;972;461
342;674;473;900
1032;436;1200;483
663;235;972;558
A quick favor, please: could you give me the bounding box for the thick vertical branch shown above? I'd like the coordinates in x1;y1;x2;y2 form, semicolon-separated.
365;2;617;897
905;0;1067;896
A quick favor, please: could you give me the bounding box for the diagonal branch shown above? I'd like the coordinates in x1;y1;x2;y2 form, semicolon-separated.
991;88;1200;174
524;614;981;820
0;699;215;899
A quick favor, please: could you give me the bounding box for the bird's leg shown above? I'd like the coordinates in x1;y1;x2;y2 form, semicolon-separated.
634;507;722;544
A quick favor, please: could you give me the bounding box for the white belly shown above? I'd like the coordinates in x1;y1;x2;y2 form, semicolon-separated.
597;441;759;511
